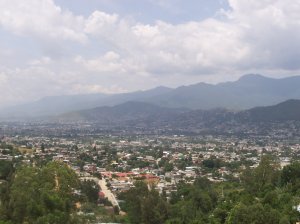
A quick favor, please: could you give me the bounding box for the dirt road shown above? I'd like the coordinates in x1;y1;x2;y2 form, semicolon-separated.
98;179;120;209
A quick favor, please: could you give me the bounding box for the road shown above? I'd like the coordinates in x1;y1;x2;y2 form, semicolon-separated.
98;179;120;209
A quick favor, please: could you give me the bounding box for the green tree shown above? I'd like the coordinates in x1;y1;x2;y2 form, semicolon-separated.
226;203;280;224
6;162;79;223
0;161;13;180
241;155;280;195
80;180;99;204
121;181;169;224
281;162;300;191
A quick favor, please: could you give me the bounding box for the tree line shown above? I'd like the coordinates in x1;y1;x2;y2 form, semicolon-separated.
120;155;300;224
0;161;101;224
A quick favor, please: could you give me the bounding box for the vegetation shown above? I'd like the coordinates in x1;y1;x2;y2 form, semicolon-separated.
120;156;300;224
2;155;300;223
0;160;125;224
80;180;99;204
119;181;169;224
0;161;80;223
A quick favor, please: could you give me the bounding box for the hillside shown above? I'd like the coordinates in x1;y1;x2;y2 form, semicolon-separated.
57;101;189;126
2;74;300;118
241;99;300;122
145;74;300;109
57;99;300;128
0;86;172;118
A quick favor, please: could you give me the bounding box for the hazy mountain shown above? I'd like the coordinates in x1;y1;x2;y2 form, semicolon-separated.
144;74;300;109
0;93;108;119
240;99;300;122
57;101;188;125
57;99;300;127
0;86;172;118
2;74;300;118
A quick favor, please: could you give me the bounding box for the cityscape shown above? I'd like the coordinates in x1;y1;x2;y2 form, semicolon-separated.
1;116;300;223
1;0;300;223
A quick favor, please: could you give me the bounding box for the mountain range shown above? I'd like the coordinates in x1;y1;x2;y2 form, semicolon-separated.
2;74;300;119
56;99;300;127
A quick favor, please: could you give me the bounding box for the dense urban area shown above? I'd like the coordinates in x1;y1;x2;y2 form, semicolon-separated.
1;0;300;223
1;121;300;223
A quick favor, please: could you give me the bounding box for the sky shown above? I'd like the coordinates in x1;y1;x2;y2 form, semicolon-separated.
0;0;300;107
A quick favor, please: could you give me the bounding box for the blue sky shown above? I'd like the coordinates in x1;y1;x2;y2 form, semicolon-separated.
0;0;299;107
54;0;229;24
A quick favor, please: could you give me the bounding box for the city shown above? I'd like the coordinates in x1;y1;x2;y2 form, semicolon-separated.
1;121;300;223
1;0;300;223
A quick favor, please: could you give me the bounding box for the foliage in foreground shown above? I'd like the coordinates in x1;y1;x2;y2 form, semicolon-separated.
121;155;300;224
0;161;80;223
2;155;300;223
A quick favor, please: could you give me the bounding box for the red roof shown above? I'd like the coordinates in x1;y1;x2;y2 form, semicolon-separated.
116;172;134;177
98;191;105;197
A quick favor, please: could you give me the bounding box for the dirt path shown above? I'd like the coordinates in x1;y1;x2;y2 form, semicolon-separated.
98;179;120;209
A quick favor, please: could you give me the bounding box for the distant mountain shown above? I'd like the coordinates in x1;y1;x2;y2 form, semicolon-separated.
2;74;300;119
0;93;108;118
0;86;172;118
144;74;300;110
57;101;188;126
57;99;300;128
240;99;300;122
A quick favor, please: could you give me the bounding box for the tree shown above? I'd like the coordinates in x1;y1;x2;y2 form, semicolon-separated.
164;162;174;172
0;161;13;180
166;178;217;223
80;180;99;204
281;162;300;187
141;189;169;224
241;155;280;195
254;155;280;192
121;181;169;224
40;143;45;152
6;162;79;223
226;203;280;224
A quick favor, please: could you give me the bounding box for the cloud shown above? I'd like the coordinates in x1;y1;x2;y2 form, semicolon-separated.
227;0;300;70
0;72;8;84
82;15;249;76
71;84;127;94
75;51;123;73
84;11;119;34
1;0;300;106
0;0;87;43
29;57;53;66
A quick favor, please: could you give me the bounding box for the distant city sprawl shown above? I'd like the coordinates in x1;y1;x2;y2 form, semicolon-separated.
1;122;300;223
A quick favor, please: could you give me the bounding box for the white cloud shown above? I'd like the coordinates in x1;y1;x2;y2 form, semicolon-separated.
29;57;52;66
75;52;123;73
1;0;300;106
84;11;119;34
0;0;87;43
226;0;300;70
0;72;8;84
71;84;127;94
